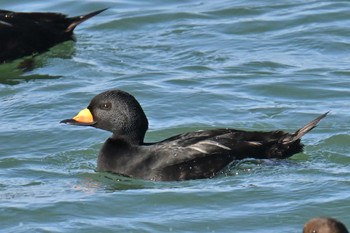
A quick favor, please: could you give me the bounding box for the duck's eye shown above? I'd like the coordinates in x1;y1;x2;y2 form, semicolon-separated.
100;102;111;110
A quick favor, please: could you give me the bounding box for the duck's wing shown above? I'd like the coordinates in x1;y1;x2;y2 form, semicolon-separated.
157;129;256;152
0;9;106;63
153;128;282;165
0;9;106;32
156;112;328;163
0;10;70;34
147;128;273;180
148;113;328;180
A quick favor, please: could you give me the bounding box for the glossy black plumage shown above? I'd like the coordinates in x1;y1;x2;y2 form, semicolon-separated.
0;8;106;63
61;89;328;181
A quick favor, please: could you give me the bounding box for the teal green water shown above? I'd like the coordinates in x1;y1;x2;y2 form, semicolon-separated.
1;1;350;232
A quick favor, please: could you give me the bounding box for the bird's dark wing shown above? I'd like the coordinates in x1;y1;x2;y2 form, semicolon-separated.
0;10;70;62
0;10;70;29
146;113;328;180
150;129;281;166
0;9;106;63
0;9;107;32
144;129;282;180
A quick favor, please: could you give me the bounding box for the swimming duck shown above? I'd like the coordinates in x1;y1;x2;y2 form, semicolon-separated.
61;89;328;181
303;217;349;233
0;8;107;63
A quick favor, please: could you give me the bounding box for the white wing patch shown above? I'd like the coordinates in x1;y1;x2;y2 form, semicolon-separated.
188;140;232;154
0;20;12;27
188;145;209;154
246;141;262;146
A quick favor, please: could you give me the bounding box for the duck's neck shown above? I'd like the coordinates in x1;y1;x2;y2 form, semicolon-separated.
111;133;144;145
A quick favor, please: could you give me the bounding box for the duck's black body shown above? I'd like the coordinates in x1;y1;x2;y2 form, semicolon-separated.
0;8;106;63
61;89;328;181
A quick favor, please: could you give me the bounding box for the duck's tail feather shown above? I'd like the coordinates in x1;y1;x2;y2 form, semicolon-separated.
66;8;108;33
282;112;329;144
264;112;328;159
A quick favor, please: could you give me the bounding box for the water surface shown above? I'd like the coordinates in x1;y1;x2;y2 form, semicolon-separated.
1;0;349;232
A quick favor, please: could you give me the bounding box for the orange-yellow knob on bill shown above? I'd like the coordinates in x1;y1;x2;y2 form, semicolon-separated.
73;108;94;123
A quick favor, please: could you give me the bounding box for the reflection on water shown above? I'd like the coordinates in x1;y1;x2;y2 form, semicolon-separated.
0;41;75;84
77;172;156;192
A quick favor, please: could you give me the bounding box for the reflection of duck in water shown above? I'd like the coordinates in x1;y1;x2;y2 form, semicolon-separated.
61;89;328;181
304;217;349;233
0;8;107;63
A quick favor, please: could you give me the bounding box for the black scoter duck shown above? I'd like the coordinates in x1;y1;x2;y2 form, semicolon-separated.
303;217;349;233
0;8;107;63
61;89;328;181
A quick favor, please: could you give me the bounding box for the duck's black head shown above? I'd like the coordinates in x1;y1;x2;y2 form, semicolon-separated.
61;89;149;144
